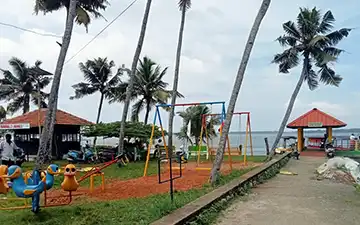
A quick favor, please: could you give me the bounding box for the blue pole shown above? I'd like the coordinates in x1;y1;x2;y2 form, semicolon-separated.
153;106;158;124
156;101;225;108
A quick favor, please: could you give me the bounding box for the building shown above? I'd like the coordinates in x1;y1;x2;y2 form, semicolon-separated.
0;109;93;158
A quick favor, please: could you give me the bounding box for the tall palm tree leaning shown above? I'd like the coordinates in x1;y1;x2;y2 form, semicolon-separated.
210;0;271;184
34;0;108;168
168;0;191;156
0;57;51;115
267;8;351;160
70;57;122;146
118;0;153;154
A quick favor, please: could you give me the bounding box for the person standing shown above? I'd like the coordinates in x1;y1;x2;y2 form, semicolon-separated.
0;134;20;166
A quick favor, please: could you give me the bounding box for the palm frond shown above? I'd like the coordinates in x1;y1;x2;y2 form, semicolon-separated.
0;69;20;86
282;21;301;39
8;57;27;80
178;0;191;11
276;35;298;47
272;48;300;73
325;28;352;46
303;62;318;90
318;65;342;87
131;100;145;122
297;7;321;38
308;35;329;47
6;96;25;115
75;6;91;32
311;50;338;67
70;82;98;99
318;10;335;33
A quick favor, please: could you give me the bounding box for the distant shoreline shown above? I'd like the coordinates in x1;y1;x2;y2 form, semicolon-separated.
229;128;360;134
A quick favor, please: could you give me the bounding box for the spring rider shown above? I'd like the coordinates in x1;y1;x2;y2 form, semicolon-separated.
1;164;60;213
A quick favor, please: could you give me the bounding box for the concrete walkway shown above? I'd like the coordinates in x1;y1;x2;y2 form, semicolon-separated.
216;157;360;225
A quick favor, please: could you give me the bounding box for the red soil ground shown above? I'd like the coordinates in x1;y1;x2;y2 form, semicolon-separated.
47;161;261;203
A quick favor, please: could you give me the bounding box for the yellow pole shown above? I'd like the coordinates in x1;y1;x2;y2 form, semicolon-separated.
243;119;249;165
226;135;232;170
247;115;254;157
327;127;332;142
297;128;303;152
143;111;158;177
197;117;205;166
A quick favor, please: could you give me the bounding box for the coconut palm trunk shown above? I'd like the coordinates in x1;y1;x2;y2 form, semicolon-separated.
144;100;151;125
210;0;271;184
23;95;30;114
93;93;105;146
267;54;308;159
168;5;187;156
118;0;153;154
35;0;78;169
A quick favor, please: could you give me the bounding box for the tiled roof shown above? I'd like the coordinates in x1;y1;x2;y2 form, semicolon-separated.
287;108;346;128
1;109;94;127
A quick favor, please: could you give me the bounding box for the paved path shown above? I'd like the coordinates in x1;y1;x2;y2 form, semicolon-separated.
216;157;360;225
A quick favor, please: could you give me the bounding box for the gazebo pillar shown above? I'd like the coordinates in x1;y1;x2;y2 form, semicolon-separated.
297;128;304;152
327;127;333;141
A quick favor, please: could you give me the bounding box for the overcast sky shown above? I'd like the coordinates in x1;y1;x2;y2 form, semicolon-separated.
0;0;359;132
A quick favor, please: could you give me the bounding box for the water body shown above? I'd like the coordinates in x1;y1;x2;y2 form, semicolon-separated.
91;130;359;156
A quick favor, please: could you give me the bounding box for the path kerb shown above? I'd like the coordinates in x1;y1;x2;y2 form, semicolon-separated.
151;153;291;225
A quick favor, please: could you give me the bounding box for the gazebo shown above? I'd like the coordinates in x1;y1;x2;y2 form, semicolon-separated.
287;108;347;151
0;109;93;158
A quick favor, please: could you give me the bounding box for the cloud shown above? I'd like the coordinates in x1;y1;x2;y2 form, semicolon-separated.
1;0;360;131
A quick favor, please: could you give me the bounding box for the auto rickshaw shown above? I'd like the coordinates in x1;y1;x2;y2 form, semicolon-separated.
275;136;297;154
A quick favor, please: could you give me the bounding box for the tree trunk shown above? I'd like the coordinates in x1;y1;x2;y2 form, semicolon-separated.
23;94;30;114
93;93;104;147
168;7;187;157
35;0;77;169
118;0;153;154
144;99;151;125
266;53;309;160
210;0;271;184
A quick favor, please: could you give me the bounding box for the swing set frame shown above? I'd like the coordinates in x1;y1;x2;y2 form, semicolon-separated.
201;112;254;165
143;101;226;177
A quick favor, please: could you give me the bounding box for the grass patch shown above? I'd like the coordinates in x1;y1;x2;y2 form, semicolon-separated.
0;166;255;225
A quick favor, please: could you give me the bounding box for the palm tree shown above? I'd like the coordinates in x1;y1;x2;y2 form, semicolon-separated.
210;0;271;184
35;0;109;32
118;0;153;154
35;0;78;169
0;106;6;122
177;105;220;145
34;0;109;168
124;57;183;124
70;58;122;125
0;57;51;115
168;0;192;158
267;8;351;159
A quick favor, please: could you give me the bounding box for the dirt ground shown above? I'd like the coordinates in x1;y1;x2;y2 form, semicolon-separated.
216;157;360;225
48;161;261;202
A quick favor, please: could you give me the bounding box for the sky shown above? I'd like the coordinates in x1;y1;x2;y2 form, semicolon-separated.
0;0;359;132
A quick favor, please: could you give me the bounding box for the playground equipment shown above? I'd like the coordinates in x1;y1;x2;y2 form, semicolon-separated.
0;164;77;213
0;153;123;213
200;112;254;166
143;101;226;176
